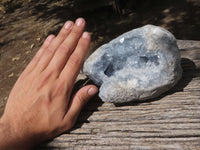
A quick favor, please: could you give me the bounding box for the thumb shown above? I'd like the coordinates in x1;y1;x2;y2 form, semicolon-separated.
63;85;98;127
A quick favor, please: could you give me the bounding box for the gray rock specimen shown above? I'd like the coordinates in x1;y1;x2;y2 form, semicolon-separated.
83;25;182;103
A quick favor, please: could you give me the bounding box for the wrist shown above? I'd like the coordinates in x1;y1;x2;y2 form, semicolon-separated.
0;117;13;150
0;116;32;150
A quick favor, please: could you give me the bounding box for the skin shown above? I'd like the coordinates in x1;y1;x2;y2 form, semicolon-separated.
0;18;98;150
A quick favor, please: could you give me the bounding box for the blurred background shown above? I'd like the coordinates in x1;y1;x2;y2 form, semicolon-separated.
0;0;200;115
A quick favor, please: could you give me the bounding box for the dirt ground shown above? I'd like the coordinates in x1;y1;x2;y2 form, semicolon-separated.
0;0;200;115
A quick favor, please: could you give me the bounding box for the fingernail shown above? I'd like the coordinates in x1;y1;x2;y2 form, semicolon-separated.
47;35;54;42
82;32;89;39
64;21;72;29
76;18;84;26
88;87;98;96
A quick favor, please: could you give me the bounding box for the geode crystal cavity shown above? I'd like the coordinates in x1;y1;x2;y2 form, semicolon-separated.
83;25;182;103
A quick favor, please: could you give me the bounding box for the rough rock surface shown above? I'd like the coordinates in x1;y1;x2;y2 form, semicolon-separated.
83;25;182;103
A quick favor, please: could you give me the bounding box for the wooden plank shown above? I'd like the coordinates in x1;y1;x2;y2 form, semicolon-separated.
37;40;200;150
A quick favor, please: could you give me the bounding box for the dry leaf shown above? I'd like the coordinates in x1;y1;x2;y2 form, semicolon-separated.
12;56;20;61
4;97;7;101
26;50;31;55
8;72;14;78
30;44;35;49
23;40;28;44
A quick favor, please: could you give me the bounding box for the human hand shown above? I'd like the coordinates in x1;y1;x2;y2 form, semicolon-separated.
0;18;98;150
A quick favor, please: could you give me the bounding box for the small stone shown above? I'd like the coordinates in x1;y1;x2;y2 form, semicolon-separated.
83;25;182;103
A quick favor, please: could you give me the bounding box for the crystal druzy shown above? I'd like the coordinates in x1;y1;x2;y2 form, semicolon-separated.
83;25;182;103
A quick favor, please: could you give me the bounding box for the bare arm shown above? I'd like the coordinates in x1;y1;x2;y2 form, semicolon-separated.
0;18;98;150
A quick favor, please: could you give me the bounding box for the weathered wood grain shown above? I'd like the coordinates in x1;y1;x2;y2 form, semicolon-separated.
38;40;200;149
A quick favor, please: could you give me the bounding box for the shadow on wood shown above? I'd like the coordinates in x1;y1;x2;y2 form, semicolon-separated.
67;78;103;132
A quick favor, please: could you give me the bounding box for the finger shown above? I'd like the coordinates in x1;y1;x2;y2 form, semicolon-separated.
63;85;98;128
35;21;74;72
46;18;85;75
22;34;55;75
59;32;91;85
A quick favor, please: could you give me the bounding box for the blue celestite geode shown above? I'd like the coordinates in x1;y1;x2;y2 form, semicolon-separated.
83;25;182;103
